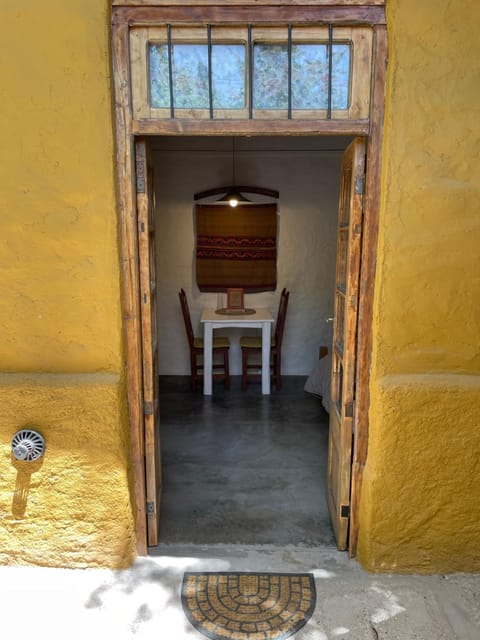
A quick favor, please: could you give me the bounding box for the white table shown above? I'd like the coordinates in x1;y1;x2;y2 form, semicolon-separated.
200;308;274;395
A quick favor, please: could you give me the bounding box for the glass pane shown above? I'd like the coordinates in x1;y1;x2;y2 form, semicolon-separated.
338;360;344;412
332;353;344;414
149;44;170;108
293;43;350;109
212;45;246;109
253;44;288;109
172;44;209;109
254;43;350;110
335;292;346;355
149;43;245;109
337;230;348;292
331;44;350;110
339;167;352;226
292;44;328;109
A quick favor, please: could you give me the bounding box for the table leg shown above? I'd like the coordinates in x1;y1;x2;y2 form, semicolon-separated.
261;321;271;395
203;322;213;395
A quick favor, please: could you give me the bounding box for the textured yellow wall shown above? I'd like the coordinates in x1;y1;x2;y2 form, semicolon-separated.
0;1;121;372
358;0;480;572
0;374;135;567
0;1;136;567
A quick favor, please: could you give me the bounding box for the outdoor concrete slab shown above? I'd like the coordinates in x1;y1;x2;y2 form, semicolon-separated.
2;544;479;640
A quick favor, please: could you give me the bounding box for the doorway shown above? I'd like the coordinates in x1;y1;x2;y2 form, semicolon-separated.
111;10;387;556
149;134;352;547
128;126;382;556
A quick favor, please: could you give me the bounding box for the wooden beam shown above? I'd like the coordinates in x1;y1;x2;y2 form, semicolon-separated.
113;1;386;6
132;119;370;136
349;23;388;558
112;5;386;26
112;20;148;556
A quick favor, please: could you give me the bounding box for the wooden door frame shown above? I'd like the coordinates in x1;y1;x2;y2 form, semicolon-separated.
111;5;387;556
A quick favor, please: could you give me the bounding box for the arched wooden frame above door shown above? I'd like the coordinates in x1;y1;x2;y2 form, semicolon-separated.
111;0;387;556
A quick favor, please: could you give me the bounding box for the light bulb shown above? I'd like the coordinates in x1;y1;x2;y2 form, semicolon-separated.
229;198;238;207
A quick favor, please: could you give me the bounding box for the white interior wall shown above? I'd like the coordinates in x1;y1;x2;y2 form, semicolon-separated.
153;136;350;376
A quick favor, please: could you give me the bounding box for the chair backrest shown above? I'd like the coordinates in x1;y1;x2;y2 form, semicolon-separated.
179;288;195;350
274;288;289;349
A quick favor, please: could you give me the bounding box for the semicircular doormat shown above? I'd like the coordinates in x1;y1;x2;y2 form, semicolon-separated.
181;572;316;640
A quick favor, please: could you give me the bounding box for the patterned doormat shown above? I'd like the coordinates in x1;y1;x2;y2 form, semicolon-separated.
181;572;316;640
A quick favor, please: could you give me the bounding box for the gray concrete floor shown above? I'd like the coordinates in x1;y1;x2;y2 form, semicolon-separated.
157;375;334;546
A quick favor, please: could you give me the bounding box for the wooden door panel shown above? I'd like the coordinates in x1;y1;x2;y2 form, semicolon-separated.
136;138;162;546
327;138;366;550
328;412;340;504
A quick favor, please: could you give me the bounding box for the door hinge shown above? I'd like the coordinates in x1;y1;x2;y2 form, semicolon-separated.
143;401;153;416
147;501;155;514
345;402;354;418
341;504;350;518
136;155;146;193
355;175;365;195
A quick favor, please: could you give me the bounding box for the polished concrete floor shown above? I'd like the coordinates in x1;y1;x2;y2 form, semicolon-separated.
155;375;335;547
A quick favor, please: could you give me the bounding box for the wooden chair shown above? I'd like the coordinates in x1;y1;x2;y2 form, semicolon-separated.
179;289;230;391
240;288;290;391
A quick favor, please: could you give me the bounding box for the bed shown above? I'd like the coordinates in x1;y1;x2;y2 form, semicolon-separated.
304;346;331;413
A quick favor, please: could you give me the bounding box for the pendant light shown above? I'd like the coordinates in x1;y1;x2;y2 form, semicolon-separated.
217;187;250;207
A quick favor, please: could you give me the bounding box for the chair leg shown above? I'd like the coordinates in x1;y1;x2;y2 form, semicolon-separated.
274;353;281;390
224;349;230;390
242;349;248;391
190;353;197;391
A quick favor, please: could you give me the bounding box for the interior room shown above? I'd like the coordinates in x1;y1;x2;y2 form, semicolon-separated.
151;134;353;548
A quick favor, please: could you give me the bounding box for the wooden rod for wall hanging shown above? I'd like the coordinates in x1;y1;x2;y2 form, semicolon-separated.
194;185;279;200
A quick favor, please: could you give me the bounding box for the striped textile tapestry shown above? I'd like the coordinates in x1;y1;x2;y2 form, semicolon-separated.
196;203;277;292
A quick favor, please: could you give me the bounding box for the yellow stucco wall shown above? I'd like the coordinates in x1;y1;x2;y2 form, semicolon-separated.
357;0;480;572
0;374;135;567
0;1;136;567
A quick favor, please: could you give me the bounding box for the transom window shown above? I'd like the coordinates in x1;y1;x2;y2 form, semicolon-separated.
130;25;373;120
149;43;246;109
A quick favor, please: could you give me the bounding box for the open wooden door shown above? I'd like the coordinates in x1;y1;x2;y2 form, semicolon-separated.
135;137;162;546
327;138;366;550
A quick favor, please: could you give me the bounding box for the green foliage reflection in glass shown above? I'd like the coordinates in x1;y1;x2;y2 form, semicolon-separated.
149;42;350;111
149;44;245;109
149;45;170;107
254;43;351;110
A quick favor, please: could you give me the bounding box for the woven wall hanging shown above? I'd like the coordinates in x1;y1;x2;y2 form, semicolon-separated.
195;203;277;293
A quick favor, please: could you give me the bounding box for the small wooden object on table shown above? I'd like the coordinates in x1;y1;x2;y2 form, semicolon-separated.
227;288;244;311
216;288;255;315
